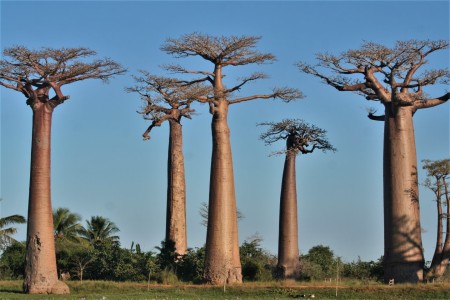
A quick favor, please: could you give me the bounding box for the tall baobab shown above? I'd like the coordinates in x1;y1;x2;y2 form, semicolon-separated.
259;119;335;279
298;40;449;283
128;72;210;255
422;159;450;280
0;46;125;294
161;33;303;284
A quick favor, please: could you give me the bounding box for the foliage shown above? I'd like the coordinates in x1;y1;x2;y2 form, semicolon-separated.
80;216;120;246
177;247;206;283
0;241;25;279
0;214;26;251
53;207;84;243
300;245;336;280
240;234;277;281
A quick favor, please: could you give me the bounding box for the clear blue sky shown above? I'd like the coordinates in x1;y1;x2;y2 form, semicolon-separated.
1;0;449;263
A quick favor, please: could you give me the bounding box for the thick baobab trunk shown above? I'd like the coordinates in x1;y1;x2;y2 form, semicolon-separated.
204;100;242;285
24;104;69;294
383;105;424;283
277;147;300;279
166;119;187;255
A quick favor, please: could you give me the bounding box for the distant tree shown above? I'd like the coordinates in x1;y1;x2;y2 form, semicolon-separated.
0;46;125;294
259;119;335;279
0;214;26;250
298;40;449;283
53;208;84;243
128;73;209;255
302;245;336;278
161;33;303;284
239;234;276;281
0;241;26;279
422;159;450;280
80;216;120;246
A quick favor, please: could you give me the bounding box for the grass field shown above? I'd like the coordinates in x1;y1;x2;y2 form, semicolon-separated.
1;280;450;299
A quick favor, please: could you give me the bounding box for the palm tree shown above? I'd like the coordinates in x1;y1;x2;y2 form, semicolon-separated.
0;214;26;250
53;208;84;243
80;216;120;245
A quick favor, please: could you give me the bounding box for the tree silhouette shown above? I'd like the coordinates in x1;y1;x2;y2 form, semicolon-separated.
161;33;303;284
0;46;125;294
298;39;449;283
259;119;335;279
128;72;210;255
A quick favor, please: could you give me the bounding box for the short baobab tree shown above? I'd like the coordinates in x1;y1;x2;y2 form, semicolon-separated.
161;33;303;284
259;119;335;279
127;72;210;255
422;159;450;280
298;39;449;283
0;46;125;294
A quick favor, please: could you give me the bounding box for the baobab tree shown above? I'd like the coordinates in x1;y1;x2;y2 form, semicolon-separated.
0;46;125;294
259;119;335;279
127;72;210;255
297;40;449;283
161;33;303;284
422;159;450;280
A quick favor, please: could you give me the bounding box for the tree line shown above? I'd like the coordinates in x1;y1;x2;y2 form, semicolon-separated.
0;209;386;283
0;34;448;294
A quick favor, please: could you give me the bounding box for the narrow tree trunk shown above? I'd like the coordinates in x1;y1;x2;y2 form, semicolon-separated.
383;104;424;283
166;119;187;255
204;100;242;285
427;183;443;279
23;103;69;294
277;147;300;279
436;178;450;278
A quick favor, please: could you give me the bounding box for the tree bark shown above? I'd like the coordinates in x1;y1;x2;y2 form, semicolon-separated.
204;99;242;285
436;179;450;278
23;103;69;294
166;119;187;255
427;181;443;279
277;146;300;279
383;104;424;283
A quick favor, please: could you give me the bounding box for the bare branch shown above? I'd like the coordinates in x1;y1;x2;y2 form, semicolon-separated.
258;118;336;156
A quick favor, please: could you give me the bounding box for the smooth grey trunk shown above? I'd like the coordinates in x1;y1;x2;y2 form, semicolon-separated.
277;144;300;279
383;105;424;283
24;103;69;294
436;178;450;278
166;119;187;255
204;98;242;285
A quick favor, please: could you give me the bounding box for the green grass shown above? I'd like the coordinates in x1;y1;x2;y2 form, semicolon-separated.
0;280;449;299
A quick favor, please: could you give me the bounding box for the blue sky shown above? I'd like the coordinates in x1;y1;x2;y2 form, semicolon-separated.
1;0;449;263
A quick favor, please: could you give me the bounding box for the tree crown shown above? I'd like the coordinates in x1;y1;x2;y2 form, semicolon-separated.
161;33;303;108
0;46;126;108
127;71;211;140
259;119;336;156
297;39;449;115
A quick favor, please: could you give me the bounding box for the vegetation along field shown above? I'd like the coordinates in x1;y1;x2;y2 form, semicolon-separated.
1;280;450;300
